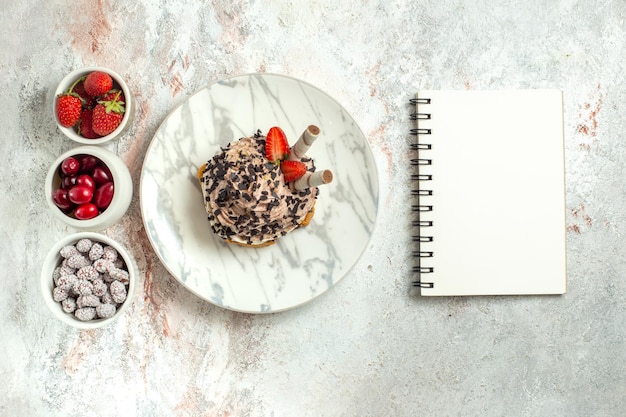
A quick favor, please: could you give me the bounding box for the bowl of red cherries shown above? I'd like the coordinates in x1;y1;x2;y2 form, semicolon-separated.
45;146;132;231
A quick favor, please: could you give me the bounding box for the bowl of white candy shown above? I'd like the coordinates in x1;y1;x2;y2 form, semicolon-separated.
40;232;136;329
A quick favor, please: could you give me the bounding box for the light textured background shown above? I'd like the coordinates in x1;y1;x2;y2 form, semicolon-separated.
2;1;625;416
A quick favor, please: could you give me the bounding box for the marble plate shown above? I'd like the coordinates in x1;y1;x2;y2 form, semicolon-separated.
140;73;379;313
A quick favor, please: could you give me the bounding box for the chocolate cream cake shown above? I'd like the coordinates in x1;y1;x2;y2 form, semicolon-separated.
197;126;332;247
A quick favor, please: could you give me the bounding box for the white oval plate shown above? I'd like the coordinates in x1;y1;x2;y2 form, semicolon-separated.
140;73;379;313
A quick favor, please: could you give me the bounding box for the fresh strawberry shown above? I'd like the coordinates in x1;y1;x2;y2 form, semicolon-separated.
265;126;289;163
84;71;113;97
78;108;100;139
91;91;125;136
100;89;125;104
56;95;82;127
73;80;97;108
56;77;84;127
280;160;307;182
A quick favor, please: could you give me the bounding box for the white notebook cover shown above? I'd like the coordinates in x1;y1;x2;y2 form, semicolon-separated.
413;90;567;296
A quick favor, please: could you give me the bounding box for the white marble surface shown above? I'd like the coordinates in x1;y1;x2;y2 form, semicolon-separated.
2;1;626;416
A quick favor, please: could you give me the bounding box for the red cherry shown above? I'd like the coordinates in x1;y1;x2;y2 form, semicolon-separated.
74;203;99;220
68;185;93;205
52;188;74;210
61;157;80;176
78;155;101;174
61;175;77;189
92;166;113;185
93;182;114;209
76;174;96;191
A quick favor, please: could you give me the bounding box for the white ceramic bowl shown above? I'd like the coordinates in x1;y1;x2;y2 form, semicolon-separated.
45;145;133;231
53;66;134;145
40;232;136;329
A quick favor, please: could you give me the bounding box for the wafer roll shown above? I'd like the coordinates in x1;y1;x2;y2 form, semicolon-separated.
294;169;333;191
288;125;320;161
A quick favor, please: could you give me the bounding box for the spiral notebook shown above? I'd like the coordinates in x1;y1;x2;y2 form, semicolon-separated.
411;89;567;296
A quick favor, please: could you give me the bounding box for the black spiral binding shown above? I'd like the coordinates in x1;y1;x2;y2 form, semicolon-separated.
410;97;434;289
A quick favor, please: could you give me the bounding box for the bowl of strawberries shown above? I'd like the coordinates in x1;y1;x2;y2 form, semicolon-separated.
54;67;134;145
